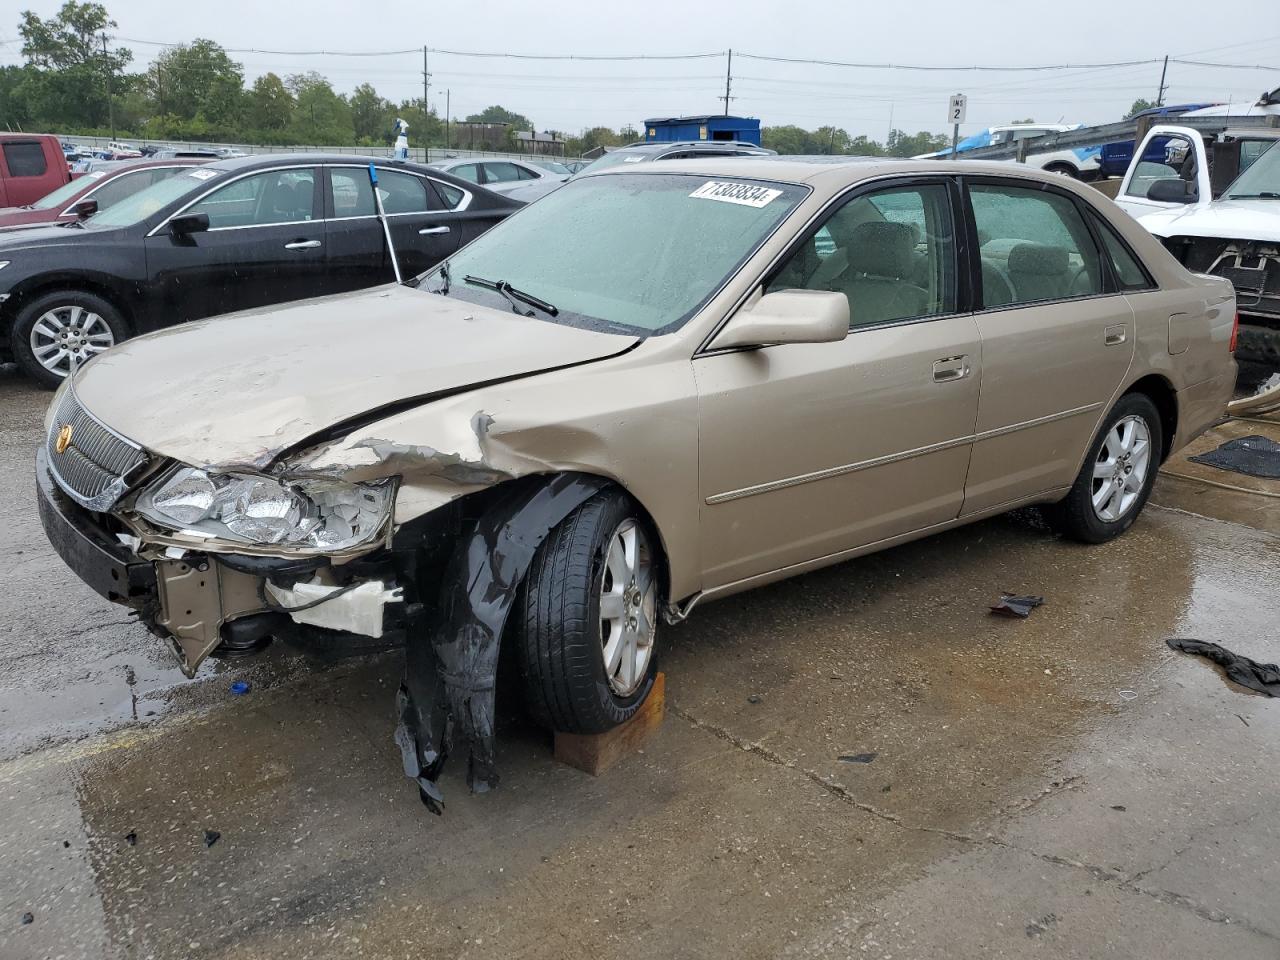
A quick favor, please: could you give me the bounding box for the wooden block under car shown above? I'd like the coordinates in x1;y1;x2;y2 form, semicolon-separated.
554;672;666;776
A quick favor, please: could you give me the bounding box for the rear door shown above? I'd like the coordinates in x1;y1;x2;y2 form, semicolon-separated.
376;168;462;276
143;165;324;320
695;177;982;588
960;177;1135;514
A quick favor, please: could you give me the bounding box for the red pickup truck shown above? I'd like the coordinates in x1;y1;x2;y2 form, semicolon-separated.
0;134;70;208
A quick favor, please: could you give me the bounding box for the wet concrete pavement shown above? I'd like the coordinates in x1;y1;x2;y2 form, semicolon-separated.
2;365;1279;959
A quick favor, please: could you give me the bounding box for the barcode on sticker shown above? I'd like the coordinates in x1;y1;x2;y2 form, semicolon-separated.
689;181;782;208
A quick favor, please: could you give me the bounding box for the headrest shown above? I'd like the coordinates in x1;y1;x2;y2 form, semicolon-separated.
1008;243;1069;277
848;221;915;279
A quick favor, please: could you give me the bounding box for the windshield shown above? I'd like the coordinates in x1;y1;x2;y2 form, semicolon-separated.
1224;140;1280;198
529;159;572;175
88;167;216;228
31;174;101;210
577;151;653;174
427;172;806;334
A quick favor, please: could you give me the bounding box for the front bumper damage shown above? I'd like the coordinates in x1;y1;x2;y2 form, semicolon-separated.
37;446;606;814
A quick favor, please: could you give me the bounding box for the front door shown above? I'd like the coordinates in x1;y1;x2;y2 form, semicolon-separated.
694;179;981;589
961;178;1136;514
143;166;323;322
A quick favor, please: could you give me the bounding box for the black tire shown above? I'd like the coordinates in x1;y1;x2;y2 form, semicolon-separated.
1044;392;1163;543
10;289;131;389
514;489;660;734
1044;162;1079;179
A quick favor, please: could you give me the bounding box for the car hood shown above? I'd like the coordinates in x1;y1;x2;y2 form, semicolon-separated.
1138;198;1280;243
0;206;59;229
0;222;102;251
71;284;640;469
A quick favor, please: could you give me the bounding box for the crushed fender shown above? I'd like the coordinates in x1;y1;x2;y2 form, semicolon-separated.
394;473;610;813
1166;638;1280;697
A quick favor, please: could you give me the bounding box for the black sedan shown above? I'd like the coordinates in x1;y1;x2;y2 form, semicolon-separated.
0;154;519;387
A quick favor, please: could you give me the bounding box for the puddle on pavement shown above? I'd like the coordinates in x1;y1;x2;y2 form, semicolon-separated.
5;500;1278;958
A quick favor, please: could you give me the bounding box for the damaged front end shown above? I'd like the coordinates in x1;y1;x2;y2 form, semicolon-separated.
1164;235;1280;363
36;377;626;815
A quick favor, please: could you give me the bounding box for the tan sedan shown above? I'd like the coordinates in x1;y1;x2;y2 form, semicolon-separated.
37;157;1237;807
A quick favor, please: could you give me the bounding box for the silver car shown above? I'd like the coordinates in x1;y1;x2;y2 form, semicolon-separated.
428;157;568;202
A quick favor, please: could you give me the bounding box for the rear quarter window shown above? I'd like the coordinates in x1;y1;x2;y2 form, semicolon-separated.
3;141;49;177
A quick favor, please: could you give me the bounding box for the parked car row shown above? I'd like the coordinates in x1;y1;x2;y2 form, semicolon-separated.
0;154;519;386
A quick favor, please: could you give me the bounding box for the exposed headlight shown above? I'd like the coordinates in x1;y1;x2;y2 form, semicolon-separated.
133;467;394;552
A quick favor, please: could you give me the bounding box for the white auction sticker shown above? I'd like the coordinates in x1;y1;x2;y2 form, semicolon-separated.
689;181;782;208
188;168;218;180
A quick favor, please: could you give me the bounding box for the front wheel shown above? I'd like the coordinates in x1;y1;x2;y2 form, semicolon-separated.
11;290;130;389
1044;393;1163;543
514;489;660;734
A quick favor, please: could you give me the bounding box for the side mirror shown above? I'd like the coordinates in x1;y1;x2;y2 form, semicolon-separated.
710;289;849;350
72;199;98;219
1147;178;1197;204
168;212;210;236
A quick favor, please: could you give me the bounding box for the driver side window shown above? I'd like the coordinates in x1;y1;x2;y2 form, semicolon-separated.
187;168;316;229
768;183;957;328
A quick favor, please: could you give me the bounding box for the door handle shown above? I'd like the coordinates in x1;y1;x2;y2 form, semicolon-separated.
1104;324;1128;346
418;225;451;236
933;355;972;382
284;239;321;250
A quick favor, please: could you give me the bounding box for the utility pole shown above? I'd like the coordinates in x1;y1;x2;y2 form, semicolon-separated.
719;49;733;116
422;45;431;160
155;63;164;115
887;102;894;147
445;89;451;151
101;33;115;140
1156;55;1169;108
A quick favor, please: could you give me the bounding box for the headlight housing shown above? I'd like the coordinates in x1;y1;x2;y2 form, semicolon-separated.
133;467;394;552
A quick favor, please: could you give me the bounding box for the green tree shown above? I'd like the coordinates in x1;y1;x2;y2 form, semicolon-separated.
287;71;352;145
350;82;395;143
152;39;244;130
886;129;949;157
248;72;293;135
465;104;532;131
1126;98;1157;117
18;1;131;129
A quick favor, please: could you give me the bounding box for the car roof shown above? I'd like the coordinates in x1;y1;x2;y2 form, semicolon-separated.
609;141;771;156
1225;128;1280;140
581;154;1096;192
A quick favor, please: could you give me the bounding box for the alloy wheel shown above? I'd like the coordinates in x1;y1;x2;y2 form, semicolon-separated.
1091;414;1152;522
29;305;115;377
598;518;657;696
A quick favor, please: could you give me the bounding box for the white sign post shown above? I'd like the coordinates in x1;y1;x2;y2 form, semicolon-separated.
948;93;967;160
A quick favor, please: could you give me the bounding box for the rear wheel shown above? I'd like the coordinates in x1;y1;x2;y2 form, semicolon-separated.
1045;393;1162;543
1044;162;1079;179
11;290;130;389
514;489;660;734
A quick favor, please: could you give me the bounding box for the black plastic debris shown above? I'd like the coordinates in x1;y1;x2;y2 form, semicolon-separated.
747;694;762;704
1166;638;1280;697
990;594;1045;618
1189;435;1280;480
1110;805;1127;812
838;752;877;764
203;830;220;848
124;831;137;846
396;474;609;813
21;912;34;925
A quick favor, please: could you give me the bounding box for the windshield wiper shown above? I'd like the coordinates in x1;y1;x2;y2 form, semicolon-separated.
462;275;558;317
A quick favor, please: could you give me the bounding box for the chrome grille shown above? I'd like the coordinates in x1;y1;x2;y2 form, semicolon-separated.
46;388;147;511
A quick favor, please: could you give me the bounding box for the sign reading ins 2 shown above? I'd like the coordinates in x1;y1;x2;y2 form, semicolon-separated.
948;94;967;124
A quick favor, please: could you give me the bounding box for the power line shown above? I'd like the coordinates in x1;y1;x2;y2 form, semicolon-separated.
735;52;1166;72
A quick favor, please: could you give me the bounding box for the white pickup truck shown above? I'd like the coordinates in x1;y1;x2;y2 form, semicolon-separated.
1114;123;1280;364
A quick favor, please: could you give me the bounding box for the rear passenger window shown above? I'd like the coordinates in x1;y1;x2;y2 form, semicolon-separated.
969;183;1104;308
375;170;429;214
1091;216;1153;291
3;141;48;177
769;183;957;328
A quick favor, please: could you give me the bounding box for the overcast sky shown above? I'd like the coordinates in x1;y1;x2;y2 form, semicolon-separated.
3;0;1278;139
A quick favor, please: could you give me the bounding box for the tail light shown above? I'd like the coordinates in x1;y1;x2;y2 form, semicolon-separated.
1229;311;1239;353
